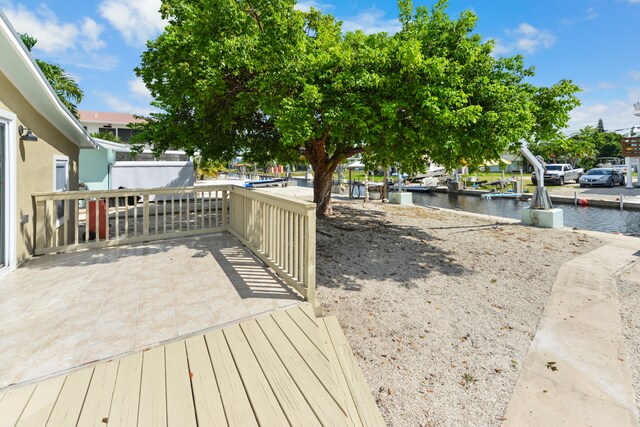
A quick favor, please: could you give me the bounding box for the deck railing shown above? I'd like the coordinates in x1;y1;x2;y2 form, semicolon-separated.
32;185;317;302
228;187;316;304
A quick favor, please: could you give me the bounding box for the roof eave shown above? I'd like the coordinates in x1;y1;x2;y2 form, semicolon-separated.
0;12;97;149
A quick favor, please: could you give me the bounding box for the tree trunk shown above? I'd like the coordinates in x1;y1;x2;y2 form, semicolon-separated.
313;167;334;216
303;135;364;216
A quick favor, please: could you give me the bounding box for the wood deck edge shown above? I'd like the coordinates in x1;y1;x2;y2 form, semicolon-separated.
320;316;386;427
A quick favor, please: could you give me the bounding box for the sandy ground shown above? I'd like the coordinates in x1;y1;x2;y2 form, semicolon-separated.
315;201;605;427
617;259;640;416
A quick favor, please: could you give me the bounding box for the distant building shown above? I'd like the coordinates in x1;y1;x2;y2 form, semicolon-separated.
79;110;144;143
78;110;188;162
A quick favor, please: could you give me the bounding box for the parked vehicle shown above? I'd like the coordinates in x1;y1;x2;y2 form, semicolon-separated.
578;168;625;187
611;164;638;173
531;164;584;186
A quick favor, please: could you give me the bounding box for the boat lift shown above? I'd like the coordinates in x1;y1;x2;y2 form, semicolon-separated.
519;146;563;228
520;146;553;210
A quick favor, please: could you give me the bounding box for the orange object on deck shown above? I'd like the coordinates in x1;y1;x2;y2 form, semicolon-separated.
88;199;108;239
577;198;589;206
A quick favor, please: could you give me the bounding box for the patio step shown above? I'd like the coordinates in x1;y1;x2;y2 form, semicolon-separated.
0;303;384;426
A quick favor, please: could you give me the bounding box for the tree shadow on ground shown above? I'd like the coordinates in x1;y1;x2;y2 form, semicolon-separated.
316;205;469;292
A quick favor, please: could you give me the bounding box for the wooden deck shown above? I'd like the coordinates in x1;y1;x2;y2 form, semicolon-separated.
0;304;384;427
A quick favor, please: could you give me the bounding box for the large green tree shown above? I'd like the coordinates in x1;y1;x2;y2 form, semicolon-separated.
135;0;579;215
20;34;84;118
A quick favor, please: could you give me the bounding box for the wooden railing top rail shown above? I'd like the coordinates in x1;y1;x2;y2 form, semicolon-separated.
229;186;316;215
33;184;230;202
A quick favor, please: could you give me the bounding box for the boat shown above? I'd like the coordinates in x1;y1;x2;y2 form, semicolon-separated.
481;192;525;200
389;175;438;192
244;178;288;188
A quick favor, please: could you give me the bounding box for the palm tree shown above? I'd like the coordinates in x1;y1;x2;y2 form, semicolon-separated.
20;34;84;118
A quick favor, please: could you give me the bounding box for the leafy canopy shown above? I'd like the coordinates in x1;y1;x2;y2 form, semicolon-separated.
20;34;84;118
135;0;580;214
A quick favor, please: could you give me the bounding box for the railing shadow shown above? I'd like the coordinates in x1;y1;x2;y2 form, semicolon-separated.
196;242;301;302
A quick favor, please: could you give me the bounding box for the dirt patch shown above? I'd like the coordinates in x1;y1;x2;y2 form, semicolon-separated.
316;202;604;426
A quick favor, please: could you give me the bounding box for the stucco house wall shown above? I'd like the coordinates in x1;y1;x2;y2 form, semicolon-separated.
0;72;80;262
0;11;97;269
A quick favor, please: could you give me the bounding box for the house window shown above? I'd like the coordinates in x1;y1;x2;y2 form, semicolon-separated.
54;157;69;226
117;128;132;142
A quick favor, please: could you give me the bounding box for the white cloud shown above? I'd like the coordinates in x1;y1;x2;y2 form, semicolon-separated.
567;89;640;133
341;8;401;35
98;0;165;46
491;23;556;56
597;82;618;90
4;4;79;53
99;92;157;116
79;18;105;52
128;78;152;100
2;1;112;71
294;1;333;12
585;7;598;21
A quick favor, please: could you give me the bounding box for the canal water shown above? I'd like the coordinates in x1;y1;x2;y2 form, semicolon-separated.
411;192;640;237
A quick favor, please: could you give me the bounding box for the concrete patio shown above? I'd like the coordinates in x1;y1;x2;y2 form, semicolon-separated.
0;233;302;389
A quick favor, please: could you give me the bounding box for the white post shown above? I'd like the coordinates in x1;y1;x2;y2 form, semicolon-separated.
626;157;633;189
364;169;370;203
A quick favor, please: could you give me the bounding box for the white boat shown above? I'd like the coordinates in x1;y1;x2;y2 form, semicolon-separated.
389;175;438;192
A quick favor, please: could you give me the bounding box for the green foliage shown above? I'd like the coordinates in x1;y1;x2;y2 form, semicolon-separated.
197;158;228;179
90;130;121;142
135;0;580;214
20;33;84;118
528;125;623;169
20;33;37;51
597;118;605;133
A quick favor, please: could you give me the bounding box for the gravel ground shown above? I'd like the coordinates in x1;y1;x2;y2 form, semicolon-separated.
617;259;640;416
316;202;604;427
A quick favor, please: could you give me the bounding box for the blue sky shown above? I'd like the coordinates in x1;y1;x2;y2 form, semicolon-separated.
2;0;640;134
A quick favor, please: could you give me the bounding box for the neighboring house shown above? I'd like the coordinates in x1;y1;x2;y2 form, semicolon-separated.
0;12;97;270
78;110;189;161
80;138;194;191
79;138;129;190
486;152;522;173
79;110;144;146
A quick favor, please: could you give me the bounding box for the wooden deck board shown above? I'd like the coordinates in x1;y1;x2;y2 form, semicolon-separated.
323;317;386;427
205;329;258;427
138;346;167;427
287;305;326;356
185;336;227;427
240;320;321;427
271;309;343;406
223;324;290;426
108;352;143;427
0;385;36;427
46;368;93;426
166;341;197;427
318;317;363;427
76;361;119;427
16;376;65;427
1;306;384;427
256;314;350;426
